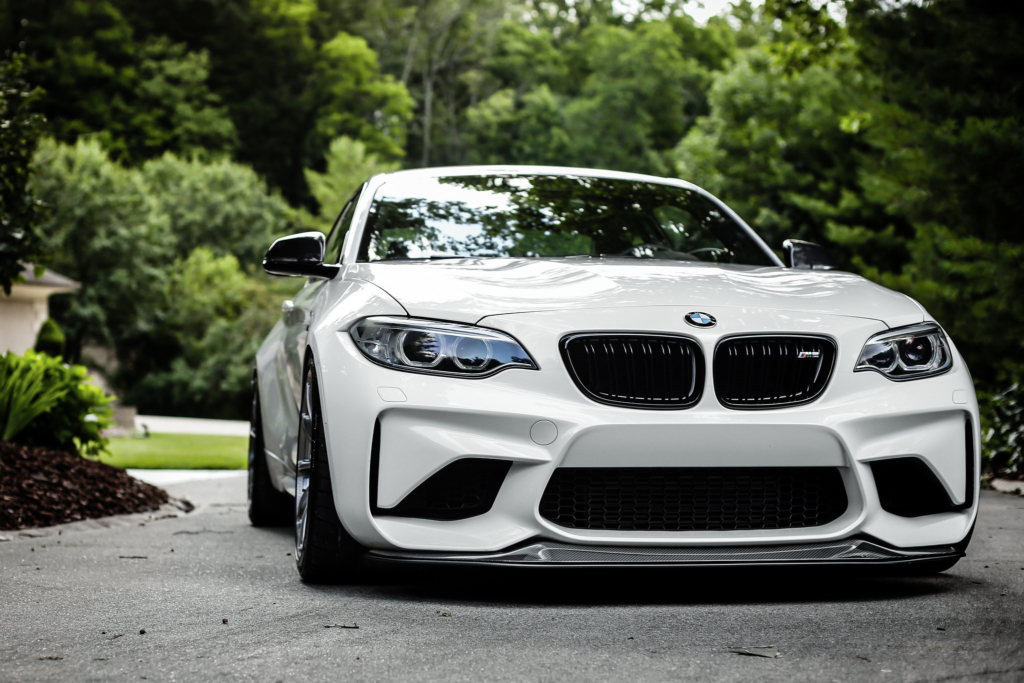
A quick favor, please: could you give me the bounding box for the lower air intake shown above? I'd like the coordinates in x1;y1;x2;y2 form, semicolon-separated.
539;467;848;531
871;457;958;517
378;458;511;521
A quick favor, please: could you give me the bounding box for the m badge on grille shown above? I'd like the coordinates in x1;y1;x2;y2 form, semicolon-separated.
685;311;716;328
798;350;821;359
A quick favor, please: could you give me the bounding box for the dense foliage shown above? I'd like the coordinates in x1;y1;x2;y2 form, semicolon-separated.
0;54;45;295
0;351;114;457
27;138;301;418
1;0;1021;475
985;384;1024;479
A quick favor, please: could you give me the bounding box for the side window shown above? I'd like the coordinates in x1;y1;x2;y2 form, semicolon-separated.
324;186;364;264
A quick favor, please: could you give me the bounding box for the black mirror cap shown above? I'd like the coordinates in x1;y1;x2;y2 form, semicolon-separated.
263;232;340;279
782;239;836;270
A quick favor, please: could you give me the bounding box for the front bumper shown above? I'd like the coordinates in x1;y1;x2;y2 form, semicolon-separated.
312;305;980;556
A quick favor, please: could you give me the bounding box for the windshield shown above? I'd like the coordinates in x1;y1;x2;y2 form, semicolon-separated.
358;174;775;266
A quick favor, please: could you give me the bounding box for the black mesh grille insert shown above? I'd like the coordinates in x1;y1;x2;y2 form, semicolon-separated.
539;467;849;531
714;336;836;409
561;334;705;409
379;458;511;521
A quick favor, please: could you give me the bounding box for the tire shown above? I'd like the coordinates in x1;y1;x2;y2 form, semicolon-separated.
294;361;363;583
247;378;292;527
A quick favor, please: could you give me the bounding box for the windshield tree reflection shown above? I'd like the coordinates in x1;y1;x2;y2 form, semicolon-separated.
358;175;775;266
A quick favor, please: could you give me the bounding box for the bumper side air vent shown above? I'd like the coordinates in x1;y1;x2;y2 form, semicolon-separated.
871;457;962;517
539;467;848;531
561;334;705;409
376;458;511;521
714;335;837;409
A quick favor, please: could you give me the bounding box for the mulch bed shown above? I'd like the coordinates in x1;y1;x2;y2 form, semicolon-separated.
0;441;169;531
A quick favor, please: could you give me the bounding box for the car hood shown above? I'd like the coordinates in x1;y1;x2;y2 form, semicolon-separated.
346;258;924;327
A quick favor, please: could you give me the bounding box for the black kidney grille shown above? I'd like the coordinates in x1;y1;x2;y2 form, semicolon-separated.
714;336;836;409
539;467;848;531
561;334;705;409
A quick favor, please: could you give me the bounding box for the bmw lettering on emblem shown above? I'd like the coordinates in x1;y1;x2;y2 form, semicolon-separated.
685;311;716;328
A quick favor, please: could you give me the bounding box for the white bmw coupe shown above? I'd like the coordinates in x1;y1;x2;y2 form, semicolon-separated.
249;166;979;582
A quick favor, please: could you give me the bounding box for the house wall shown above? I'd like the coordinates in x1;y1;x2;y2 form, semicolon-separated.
0;286;57;355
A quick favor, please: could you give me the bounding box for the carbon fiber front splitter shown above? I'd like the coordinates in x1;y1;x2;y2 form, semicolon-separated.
366;538;961;568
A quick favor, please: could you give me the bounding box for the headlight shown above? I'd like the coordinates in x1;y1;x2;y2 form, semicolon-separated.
855;322;952;381
350;317;538;377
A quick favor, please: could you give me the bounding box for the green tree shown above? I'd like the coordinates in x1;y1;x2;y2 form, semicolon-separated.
564;21;708;175
123;247;288;419
10;0;236;165
28;138;297;390
0;54;46;295
462;85;572;165
309;33;413;164
841;0;1024;386
109;0;413;205
140;153;294;269
673;48;907;271
303;136;399;230
28;137;171;364
355;0;509;167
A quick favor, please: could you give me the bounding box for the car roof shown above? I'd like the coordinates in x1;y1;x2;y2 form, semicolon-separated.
371;165;702;191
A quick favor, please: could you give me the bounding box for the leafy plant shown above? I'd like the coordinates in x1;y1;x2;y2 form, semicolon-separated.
34;318;66;357
985;383;1024;478
0;351;70;442
0;351;115;457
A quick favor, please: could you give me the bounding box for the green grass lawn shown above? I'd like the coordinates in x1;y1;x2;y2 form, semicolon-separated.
99;433;248;470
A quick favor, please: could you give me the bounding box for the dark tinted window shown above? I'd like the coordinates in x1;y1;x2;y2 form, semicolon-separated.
324;186;363;264
358;175;774;266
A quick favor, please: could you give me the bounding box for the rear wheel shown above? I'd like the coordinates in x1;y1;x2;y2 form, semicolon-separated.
294;361;363;583
248;379;291;527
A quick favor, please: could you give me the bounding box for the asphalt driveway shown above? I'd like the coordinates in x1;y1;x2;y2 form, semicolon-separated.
1;476;1022;683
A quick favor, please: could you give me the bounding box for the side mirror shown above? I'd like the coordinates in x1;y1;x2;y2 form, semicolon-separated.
263;232;339;279
782;239;836;270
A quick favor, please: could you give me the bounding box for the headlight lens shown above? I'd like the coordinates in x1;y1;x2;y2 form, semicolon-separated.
350;317;537;377
855;323;952;380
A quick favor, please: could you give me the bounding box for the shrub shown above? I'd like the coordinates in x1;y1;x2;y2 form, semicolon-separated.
985;383;1024;478
0;351;114;457
34;319;66;358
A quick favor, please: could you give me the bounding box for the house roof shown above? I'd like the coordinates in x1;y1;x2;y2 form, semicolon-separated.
18;263;79;289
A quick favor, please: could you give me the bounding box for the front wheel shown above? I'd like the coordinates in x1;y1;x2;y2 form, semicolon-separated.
294;360;363;583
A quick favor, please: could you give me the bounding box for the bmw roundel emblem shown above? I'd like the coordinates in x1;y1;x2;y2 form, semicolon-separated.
685;311;717;328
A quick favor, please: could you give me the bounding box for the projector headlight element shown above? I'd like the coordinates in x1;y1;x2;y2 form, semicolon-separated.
855;322;952;381
350;317;537;377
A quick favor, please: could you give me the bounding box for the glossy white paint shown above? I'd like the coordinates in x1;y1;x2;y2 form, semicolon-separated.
254;165;980;558
345;259;926;328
